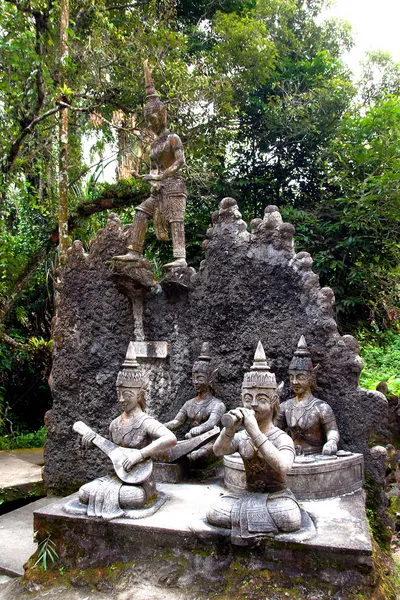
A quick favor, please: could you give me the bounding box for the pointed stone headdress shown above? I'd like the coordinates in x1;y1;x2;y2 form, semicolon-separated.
192;342;213;375
116;342;148;389
289;336;314;373
242;341;277;389
143;59;165;117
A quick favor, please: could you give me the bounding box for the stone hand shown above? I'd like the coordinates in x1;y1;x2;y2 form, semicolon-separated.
122;449;143;472
185;426;201;439
322;440;337;455
81;431;96;449
240;408;260;438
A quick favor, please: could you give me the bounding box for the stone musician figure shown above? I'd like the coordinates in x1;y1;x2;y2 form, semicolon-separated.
116;60;187;269
67;345;176;520
207;341;301;544
164;342;225;466
275;336;340;455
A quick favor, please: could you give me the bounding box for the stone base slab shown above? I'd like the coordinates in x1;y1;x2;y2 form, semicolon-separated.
33;480;372;584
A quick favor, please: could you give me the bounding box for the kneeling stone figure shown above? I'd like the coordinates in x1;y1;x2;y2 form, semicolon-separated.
207;341;301;544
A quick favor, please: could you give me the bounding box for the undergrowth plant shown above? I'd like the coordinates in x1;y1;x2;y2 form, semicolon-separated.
33;535;59;571
359;331;400;394
0;426;46;450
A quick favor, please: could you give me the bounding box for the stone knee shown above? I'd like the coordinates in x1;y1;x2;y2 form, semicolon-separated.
206;495;235;528
267;496;302;533
78;482;92;505
119;485;146;509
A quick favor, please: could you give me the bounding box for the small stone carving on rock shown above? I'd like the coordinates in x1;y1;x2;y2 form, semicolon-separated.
206;341;304;545
275;336;340;456
114;60;187;270
64;344;176;519
163;342;225;467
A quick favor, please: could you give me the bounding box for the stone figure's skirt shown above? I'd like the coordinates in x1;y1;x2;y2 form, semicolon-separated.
82;475;124;520
207;489;301;546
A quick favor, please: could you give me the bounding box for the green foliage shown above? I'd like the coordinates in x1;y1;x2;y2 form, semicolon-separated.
359;332;400;395
0;0;400;433
0;335;53;433
33;535;59;571
0;426;46;450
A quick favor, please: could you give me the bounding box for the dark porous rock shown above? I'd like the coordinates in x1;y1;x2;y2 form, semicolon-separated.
44;214;135;494
110;256;154;296
46;201;389;531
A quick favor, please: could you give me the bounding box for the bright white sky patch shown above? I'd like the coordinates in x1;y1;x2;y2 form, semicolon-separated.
321;0;400;75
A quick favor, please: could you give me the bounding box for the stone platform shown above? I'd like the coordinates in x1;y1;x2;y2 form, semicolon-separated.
33;480;372;585
0;448;45;505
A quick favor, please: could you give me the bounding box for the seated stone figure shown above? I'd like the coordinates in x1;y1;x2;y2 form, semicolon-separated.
275;336;339;455
69;345;176;520
164;343;225;466
207;341;301;544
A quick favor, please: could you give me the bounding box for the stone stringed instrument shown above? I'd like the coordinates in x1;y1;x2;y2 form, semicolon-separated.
73;421;153;485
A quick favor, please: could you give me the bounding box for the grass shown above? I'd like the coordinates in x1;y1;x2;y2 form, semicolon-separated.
358;330;400;395
0;426;46;450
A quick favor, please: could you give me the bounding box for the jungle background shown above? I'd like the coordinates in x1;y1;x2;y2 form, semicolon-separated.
0;0;399;445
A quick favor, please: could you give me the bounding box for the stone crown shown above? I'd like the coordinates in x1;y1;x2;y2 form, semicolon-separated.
116;342;148;389
242;341;277;389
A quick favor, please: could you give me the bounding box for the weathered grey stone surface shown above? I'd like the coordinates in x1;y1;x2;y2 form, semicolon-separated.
33;482;372;581
223;452;364;500
45;200;388;529
0;497;54;576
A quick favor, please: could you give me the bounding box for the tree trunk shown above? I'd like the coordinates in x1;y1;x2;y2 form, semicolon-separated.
58;0;69;265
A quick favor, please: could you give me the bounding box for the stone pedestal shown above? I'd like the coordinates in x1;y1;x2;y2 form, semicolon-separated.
223;452;364;500
33;481;373;590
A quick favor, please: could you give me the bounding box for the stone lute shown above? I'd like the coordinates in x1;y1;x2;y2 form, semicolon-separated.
73;421;153;485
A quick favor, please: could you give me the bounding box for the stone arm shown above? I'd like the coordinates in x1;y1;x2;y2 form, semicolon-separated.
256;440;294;476
213;427;238;457
322;419;340;455
122;425;177;472
164;405;188;431
145;135;185;182
140;426;177;460
186;402;226;439
240;407;294;476
274;404;287;430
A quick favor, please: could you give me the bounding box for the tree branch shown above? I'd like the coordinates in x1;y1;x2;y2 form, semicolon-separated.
0;330;23;348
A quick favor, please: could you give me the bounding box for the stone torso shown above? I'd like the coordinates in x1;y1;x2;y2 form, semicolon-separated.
182;395;225;427
233;427;295;493
109;413;165;449
150;131;182;172
276;396;336;454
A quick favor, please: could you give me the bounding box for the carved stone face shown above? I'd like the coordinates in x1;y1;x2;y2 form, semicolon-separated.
289;370;312;396
147;109;166;135
192;369;211;395
117;387;140;414
242;387;275;423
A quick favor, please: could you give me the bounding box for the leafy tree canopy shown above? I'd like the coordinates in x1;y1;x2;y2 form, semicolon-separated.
0;0;399;432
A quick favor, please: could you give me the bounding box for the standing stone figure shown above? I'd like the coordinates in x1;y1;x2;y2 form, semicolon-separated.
164;342;226;466
65;345;176;520
275;336;340;455
207;341;301;544
115;60;187;269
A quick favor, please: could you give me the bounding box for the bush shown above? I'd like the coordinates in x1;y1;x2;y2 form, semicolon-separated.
0;426;46;450
359;331;400;395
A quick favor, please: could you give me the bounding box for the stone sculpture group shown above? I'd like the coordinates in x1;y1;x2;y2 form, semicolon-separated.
39;60;388;587
67;334;344;545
